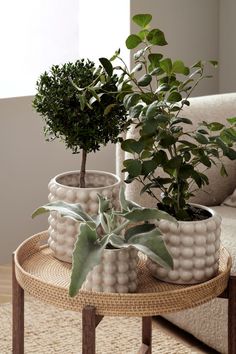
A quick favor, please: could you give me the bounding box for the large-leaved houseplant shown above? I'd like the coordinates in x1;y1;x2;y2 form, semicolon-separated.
103;14;236;284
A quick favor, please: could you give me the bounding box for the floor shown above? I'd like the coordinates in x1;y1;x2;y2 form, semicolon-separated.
1;264;219;353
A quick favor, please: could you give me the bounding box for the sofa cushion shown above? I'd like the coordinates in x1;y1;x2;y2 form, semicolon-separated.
117;93;236;207
223;188;236;207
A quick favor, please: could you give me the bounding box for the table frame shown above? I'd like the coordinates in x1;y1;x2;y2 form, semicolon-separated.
12;253;236;354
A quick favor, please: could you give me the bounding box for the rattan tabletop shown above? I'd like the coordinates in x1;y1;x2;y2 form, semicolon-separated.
14;231;231;317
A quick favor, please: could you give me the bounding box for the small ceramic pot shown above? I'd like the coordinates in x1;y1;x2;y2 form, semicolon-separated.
146;204;221;284
47;170;121;262
82;247;139;293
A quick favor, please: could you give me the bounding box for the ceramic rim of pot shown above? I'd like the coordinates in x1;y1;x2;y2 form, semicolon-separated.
53;170;121;190
181;203;217;223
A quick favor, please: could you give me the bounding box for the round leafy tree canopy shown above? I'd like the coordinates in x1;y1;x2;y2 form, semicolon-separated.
33;59;128;154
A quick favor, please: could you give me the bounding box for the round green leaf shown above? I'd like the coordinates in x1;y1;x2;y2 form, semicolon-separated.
123;159;142;177
126;34;142;49
160;58;172;75
99;57;113;77
132;14;152;28
167;91;182;103
137;74;152;87
147;29;167;46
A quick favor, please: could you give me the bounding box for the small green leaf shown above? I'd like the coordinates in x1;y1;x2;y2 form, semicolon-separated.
207;122;224;131
99;57;113;77
167;91;182;103
123;93;141;109
195;132;209;144
220;164;228;176
171;117;192;125
131;63;143;74
123;159;142;177
160;58;172;75
165;156;182;169
78;94;86;111
225;148;236;160
147;29;167;46
172;60;189;75
126;34;142;49
134;49;145;60
227;117;236;125
141;159;158;176
137;74;152;87
132;14;152;28
138;29;149;40
209;60;218;67
121;139;144;154
148;53;163;68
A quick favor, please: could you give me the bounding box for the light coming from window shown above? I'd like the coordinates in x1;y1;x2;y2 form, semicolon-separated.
0;0;130;99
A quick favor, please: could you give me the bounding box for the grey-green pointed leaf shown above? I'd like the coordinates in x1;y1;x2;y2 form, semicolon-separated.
125;223;156;241
69;225;110;297
124;208;177;224
32;201;94;224
127;229;173;269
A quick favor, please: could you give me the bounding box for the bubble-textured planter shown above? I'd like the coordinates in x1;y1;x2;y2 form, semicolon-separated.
147;205;221;284
47;170;121;262
82;247;139;293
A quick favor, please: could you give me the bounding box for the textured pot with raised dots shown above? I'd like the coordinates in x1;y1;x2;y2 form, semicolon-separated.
146;204;221;284
47;170;121;263
82;247;139;293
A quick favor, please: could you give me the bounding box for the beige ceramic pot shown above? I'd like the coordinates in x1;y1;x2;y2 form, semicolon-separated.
47;170;121;262
146;204;221;284
82;247;139;293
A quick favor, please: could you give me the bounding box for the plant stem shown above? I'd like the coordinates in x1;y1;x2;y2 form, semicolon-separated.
113;220;130;234
80;149;87;188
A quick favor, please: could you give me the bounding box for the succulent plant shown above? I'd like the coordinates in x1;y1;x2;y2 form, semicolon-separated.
32;185;175;296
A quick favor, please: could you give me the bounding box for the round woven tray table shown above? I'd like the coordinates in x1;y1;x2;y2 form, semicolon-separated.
15;231;231;317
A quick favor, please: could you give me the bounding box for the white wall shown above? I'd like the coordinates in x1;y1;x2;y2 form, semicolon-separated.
131;0;219;96
0;96;115;263
219;0;236;92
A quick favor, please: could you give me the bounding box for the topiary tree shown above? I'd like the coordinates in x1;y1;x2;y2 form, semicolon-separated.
33;59;129;187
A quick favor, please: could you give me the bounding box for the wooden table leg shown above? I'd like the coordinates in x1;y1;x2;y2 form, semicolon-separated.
82;306;97;354
12;253;24;354
137;317;152;354
228;274;236;354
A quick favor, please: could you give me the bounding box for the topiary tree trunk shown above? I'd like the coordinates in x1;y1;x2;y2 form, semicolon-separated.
80;149;87;188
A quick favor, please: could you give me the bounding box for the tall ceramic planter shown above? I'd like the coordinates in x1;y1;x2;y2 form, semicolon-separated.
147;204;221;284
47;170;121;262
82;247;139;293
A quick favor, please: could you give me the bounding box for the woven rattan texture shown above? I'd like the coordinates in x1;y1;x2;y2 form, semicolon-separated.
15;231;231;317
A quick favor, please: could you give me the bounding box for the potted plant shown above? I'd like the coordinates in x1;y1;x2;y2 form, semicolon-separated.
32;186;175;296
32;59;130;262
104;14;236;284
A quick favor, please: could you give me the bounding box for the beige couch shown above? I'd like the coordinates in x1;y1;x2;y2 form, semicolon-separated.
116;92;236;354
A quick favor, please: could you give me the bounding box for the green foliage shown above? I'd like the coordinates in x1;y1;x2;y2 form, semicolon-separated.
101;13;236;220
32;185;174;296
32;59;129;159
